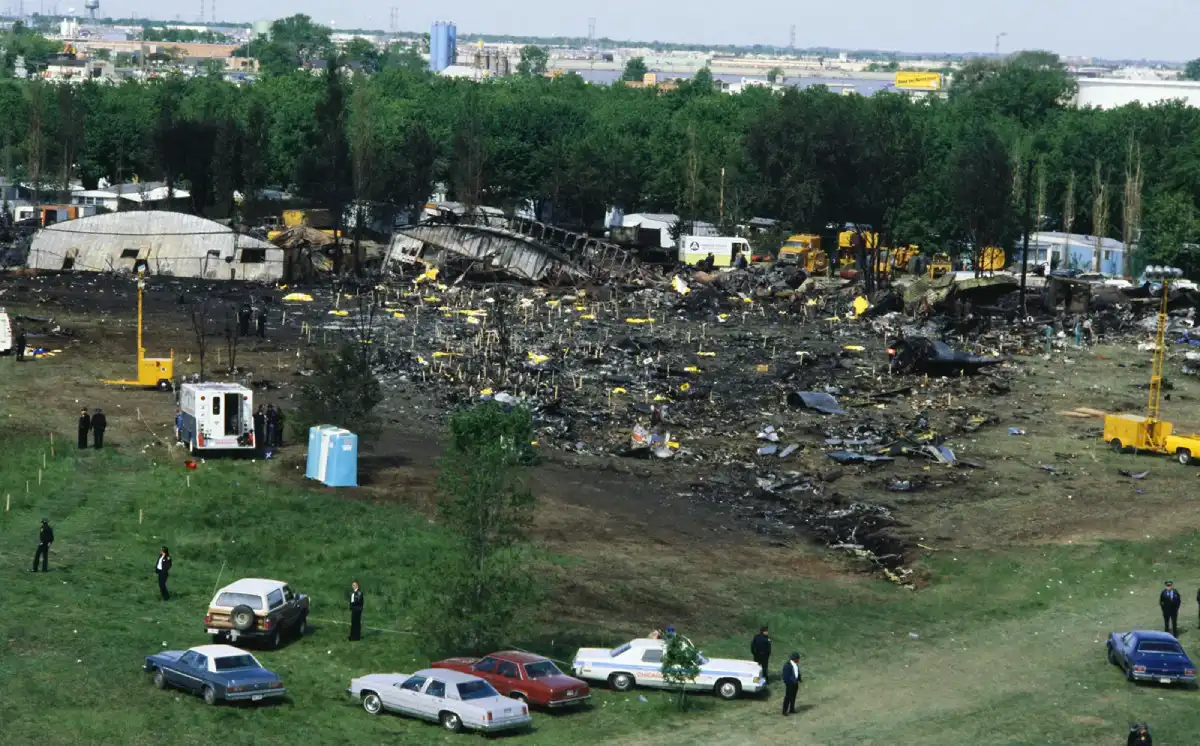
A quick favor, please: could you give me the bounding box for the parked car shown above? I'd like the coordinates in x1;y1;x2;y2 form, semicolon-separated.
204;578;308;648
572;637;765;700
143;644;286;705
347;668;532;734
432;651;590;708
1107;629;1197;685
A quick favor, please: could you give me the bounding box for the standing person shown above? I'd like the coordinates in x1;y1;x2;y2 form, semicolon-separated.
237;303;251;337
1161;581;1182;637
348;581;364;642
781;652;802;717
750;626;772;684
274;407;285;447
31;519;53;572
91;408;107;449
15;329;26;361
255;307;267;339
77;408;91;450
265;405;278;451
155;546;172;601
173;408;183;444
253;405;266;455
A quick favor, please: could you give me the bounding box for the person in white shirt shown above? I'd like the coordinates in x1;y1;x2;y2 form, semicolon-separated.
781;652;802;716
349;582;364;641
155;546;172;601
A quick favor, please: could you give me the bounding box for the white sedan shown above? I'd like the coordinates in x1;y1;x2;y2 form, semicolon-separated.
347;668;532;734
572;637;765;700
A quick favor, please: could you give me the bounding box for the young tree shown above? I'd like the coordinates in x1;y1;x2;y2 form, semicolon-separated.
1184;59;1200;81
418;403;538;654
516;45;549;77
188;296;212;381
766;66;784;84
621;57;648;82
661;633;703;710
292;340;384;440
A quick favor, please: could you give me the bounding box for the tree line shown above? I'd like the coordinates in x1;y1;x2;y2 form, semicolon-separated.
4;29;1200;274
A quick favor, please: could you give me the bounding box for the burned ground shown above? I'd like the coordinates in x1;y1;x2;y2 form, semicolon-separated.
5;267;1200;628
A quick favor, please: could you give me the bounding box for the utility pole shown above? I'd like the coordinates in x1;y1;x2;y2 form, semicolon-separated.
719;167;726;226
1019;156;1034;313
994;31;1007;56
789;24;796;52
390;7;398;34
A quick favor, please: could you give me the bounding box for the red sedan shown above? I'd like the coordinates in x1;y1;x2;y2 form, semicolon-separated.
432;651;591;708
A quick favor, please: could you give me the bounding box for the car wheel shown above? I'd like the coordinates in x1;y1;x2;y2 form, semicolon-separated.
1126;664;1136;682
440;711;463;733
714;679;741;701
1179;449;1193;466
609;673;635;692
230;605;256;632
269;628;282;649
362;692;382;715
156;379;171;391
152;669;167;690
1107;646;1117;665
295;613;308;638
189;437;199;456
211;633;224;644
510;692;527;704
1110;439;1124;454
202;685;217;706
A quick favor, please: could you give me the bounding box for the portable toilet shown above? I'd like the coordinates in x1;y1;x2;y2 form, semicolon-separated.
305;425;335;480
322;429;359;488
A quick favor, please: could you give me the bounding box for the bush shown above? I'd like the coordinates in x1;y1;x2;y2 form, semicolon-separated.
291;343;383;440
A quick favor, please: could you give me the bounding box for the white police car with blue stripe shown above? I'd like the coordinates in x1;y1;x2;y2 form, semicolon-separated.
572;637;765;700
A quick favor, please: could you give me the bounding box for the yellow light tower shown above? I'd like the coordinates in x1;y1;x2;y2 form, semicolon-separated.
103;270;175;390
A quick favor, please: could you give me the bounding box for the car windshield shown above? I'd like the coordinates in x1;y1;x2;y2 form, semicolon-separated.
1138;642;1185;654
215;592;263;610
524;661;562;678
457;680;499;700
610;643;631;657
213;655;260;671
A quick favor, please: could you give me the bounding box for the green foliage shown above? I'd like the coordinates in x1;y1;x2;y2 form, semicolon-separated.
766;66;783;84
416;402;538;654
517;45;549;77
1185;59;1200;82
342;37;382;73
292;342;383;440
1;22;60;75
1137;192;1200;276
252;14;334;76
622;56;648;82
141;26;231;44
661;634;703;709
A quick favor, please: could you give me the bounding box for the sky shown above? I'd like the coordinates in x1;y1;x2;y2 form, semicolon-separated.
92;0;1197;61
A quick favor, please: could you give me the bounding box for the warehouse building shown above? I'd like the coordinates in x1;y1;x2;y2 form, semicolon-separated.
26;211;283;281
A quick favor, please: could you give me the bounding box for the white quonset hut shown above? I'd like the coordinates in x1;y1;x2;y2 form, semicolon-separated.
26;211;283;282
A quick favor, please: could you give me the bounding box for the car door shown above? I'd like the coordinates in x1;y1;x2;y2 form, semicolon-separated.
178;653;208;693
280;585;299;626
167;651;199;690
637;649;664;688
421;679;449;721
471;657;504;693
389;675;426;716
1119;633;1135;668
265;589;286;627
494;660;522;696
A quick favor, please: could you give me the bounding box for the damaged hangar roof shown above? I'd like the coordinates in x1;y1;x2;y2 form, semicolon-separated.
26;211;282;282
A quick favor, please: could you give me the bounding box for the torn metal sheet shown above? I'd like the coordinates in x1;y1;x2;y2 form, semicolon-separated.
787;391;846;415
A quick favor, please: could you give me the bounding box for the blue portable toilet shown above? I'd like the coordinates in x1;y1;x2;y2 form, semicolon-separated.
322;429;359;487
305;425;336;480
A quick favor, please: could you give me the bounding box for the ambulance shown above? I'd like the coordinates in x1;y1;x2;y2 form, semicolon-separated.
178;382;256;455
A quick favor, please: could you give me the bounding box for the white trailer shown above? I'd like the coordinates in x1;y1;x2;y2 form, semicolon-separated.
677;236;752;268
0;308;11;354
178;382;256;455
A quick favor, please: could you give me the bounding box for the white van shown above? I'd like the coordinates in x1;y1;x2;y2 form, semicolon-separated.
178;382;256;455
677;236;752;268
0;308;12;354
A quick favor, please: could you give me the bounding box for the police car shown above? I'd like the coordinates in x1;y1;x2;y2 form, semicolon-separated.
179;382;256;455
572;637;765;700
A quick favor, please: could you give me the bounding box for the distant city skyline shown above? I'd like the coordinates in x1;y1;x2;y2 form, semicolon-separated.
61;1;1200;61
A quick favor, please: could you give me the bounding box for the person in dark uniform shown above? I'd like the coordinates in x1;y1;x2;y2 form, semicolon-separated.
155;546;172;600
1161;581;1182;636
32;518;53;572
265;405;278;450
751;626;771;683
781;652;801;716
255;307;267;339
253;405;266;454
274;408;285;447
77;408;91;449
237;303;251;337
174;408;183;444
91;408;107;449
1128;723;1152;746
15;329;26;361
348;581;364;641
697;253;715;272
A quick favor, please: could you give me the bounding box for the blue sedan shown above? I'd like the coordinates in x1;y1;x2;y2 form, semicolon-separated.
144;644;286;705
1107;630;1197;686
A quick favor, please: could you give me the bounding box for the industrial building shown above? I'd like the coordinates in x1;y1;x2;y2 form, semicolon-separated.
1027;231;1126;275
429;20;457;72
26;211;283;282
1075;78;1200;110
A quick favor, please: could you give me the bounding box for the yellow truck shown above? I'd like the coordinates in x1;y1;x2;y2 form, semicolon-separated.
777;234;828;273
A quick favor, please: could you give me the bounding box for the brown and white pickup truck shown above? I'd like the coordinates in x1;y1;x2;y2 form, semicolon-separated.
205;578;309;649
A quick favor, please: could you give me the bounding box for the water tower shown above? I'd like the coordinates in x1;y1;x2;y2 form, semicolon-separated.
84;0;99;19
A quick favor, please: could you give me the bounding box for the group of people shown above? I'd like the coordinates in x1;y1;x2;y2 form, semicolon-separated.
236;302;269;340
76;408;108;449
750;626;804;717
253;404;286;452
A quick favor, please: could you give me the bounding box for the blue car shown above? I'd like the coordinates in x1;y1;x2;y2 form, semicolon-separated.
144;644;286;705
1106;630;1197;686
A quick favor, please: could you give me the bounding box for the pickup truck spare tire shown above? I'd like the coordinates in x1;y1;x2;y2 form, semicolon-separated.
231;605;256;631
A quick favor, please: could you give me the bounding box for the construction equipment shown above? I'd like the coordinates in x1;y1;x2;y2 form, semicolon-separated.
929;253;953;279
777;234;828;273
1103;266;1200;464
977;246;1006;272
102;271;174;391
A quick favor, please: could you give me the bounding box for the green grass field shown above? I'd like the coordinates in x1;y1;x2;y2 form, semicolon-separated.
5;342;1200;745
